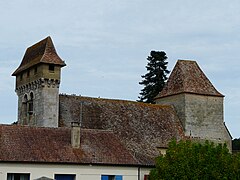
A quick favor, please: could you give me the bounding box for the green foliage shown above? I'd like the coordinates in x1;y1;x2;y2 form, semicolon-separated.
232;138;240;151
138;51;170;103
149;140;240;180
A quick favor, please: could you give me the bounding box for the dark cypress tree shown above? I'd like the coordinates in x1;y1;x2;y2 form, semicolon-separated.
138;51;170;103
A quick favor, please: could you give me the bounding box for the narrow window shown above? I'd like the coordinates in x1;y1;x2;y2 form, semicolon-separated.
21;94;28;125
7;173;30;180
27;70;30;77
23;94;28;117
28;93;34;115
20;74;23;81
34;67;38;74
49;64;55;72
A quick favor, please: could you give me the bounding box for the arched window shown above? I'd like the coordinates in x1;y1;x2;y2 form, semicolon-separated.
28;92;34;115
23;94;28;117
21;94;28;125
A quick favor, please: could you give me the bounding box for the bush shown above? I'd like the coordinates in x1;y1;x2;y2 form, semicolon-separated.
149;140;240;180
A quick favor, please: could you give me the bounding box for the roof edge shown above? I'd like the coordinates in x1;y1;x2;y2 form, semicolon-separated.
0;160;154;167
155;91;225;100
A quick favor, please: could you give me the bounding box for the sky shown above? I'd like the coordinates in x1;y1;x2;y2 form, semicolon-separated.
0;0;239;138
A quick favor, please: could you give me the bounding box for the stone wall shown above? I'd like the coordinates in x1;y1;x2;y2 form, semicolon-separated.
16;78;60;127
156;93;232;151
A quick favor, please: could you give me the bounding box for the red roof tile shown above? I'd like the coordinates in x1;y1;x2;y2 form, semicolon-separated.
156;60;223;98
12;36;66;76
0;125;137;165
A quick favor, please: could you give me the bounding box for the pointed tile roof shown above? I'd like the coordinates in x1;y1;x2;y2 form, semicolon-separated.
156;60;224;98
12;36;66;76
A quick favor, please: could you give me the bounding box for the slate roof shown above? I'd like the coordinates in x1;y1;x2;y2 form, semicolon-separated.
0;124;138;166
59;95;185;165
156;60;224;99
12;36;66;76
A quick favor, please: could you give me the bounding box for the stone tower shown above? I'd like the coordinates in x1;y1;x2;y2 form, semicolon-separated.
155;60;232;149
12;36;66;127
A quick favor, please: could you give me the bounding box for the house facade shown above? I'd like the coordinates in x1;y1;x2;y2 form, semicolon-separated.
0;37;232;180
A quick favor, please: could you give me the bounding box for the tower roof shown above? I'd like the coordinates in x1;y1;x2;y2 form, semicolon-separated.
156;60;224;98
12;36;66;76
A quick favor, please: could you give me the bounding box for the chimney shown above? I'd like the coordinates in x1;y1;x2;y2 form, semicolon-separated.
71;122;81;148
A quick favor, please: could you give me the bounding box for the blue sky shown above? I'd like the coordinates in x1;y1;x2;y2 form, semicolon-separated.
0;0;239;138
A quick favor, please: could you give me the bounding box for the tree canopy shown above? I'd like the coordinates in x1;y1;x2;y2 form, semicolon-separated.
138;51;170;103
149;140;240;180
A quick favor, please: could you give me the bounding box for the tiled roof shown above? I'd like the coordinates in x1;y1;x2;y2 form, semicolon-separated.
59;95;185;165
156;60;224;98
12;36;66;76
0;124;138;165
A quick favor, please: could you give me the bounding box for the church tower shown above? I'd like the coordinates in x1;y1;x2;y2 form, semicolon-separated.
12;37;66;127
155;60;232;150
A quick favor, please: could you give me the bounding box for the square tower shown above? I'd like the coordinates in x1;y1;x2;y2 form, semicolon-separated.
12;37;66;127
155;60;232;150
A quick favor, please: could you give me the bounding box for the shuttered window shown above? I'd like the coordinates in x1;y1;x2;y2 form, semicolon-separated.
101;175;122;180
115;175;123;180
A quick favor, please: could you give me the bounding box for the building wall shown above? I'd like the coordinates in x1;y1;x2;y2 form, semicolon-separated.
16;64;61;88
35;82;59;127
15;64;61;127
0;163;151;180
16;78;60;127
155;94;185;128
184;94;232;150
184;94;223;138
156;93;232;151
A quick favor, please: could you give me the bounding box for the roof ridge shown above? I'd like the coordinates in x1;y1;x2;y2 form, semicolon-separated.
59;94;172;108
0;124;69;131
40;36;52;62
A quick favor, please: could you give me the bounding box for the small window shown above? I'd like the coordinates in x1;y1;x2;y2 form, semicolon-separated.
23;94;28;117
55;174;75;180
49;64;55;72
7;173;30;180
34;67;38;74
101;175;122;180
20;74;23;81
27;70;30;77
28;93;34;115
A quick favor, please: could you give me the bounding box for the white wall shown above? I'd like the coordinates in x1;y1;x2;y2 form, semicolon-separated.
0;163;151;180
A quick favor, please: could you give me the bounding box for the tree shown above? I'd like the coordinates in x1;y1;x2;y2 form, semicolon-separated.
138;51;170;103
149;140;240;180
